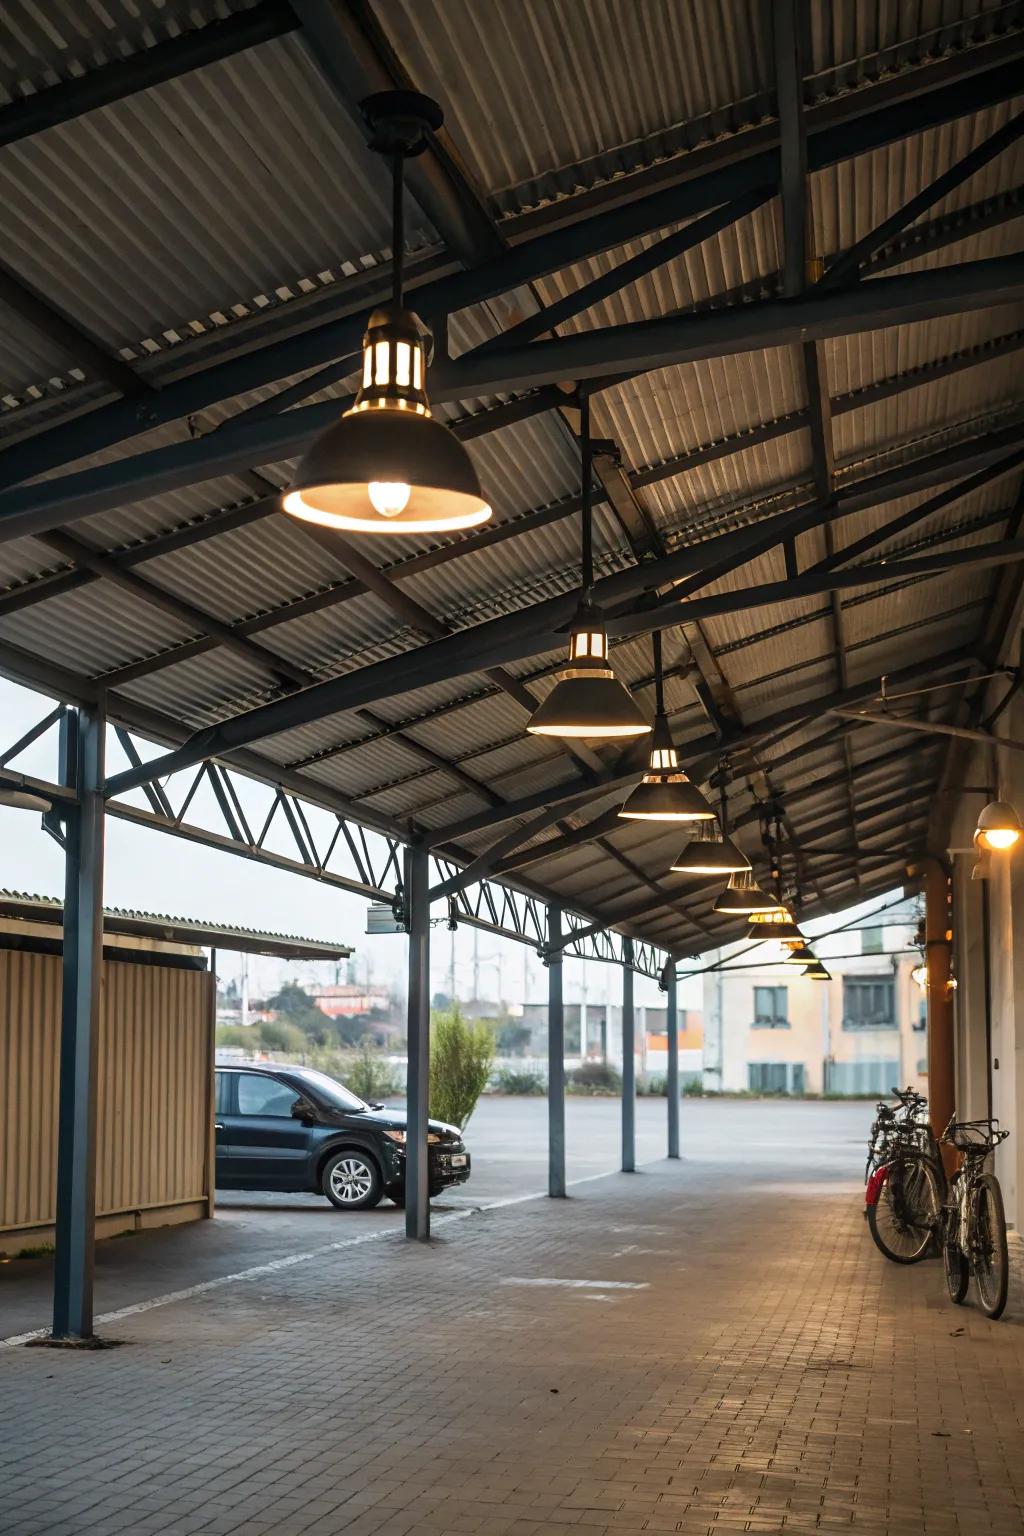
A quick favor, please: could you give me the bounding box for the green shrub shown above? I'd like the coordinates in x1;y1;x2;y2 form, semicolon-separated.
493;1066;547;1095
637;1073;667;1097
682;1078;706;1096
257;1019;308;1054
429;1007;496;1129
345;1041;402;1103
567;1060;622;1096
215;1024;253;1050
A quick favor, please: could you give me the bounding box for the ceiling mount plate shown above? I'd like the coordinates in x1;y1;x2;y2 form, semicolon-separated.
360;91;444;158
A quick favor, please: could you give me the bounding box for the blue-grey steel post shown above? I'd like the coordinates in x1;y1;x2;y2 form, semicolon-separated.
547;903;566;1197
405;843;430;1241
52;704;105;1340
621;938;636;1172
666;968;680;1158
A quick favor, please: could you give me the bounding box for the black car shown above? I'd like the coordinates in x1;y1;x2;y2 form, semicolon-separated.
214;1063;471;1210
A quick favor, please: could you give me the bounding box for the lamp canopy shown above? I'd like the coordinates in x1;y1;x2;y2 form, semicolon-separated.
713;869;776;914
974;798;1022;852
670;817;750;875
619;714;713;820
282;94;492;537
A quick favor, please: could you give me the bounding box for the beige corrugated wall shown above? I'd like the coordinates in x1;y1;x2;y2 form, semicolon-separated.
0;951;213;1234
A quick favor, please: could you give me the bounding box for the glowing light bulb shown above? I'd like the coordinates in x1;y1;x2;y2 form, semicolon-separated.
979;827;1021;851
367;481;411;518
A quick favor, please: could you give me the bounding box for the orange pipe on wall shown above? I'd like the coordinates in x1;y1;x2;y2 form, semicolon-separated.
920;857;956;1174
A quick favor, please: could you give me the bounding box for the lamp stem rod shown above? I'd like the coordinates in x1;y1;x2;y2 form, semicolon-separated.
653;630;664;715
580;392;593;593
392;150;405;308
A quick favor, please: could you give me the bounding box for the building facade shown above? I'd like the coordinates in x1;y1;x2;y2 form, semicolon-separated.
701;908;926;1096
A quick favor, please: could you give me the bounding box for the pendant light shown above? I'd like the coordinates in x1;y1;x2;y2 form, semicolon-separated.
670;770;749;873
746;827;802;938
282;93;491;536
527;395;650;739
783;941;817;965
0;784;51;811
619;634;713;819
974;798;1022;852
713;868;776;915
804;961;831;981
747;908;803;941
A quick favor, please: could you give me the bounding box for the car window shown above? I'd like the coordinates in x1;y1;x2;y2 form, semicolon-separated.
215;1071;232;1115
236;1073;300;1117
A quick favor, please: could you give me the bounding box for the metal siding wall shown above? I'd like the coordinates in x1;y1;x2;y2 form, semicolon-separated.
1;952;210;1231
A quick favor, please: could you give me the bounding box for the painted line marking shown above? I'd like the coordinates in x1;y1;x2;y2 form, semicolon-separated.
500;1277;649;1291
1;1159;666;1348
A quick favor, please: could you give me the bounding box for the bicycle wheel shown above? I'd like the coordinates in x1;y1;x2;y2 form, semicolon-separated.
973;1174;1009;1320
868;1158;940;1264
942;1203;969;1304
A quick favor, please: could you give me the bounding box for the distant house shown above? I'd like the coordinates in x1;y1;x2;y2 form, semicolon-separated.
308;983;391;1019
701;900;926;1096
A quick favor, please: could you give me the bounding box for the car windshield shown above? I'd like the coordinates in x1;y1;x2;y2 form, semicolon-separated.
288;1067;369;1113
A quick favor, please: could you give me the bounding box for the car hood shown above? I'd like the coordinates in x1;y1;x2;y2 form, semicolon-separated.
330;1105;464;1140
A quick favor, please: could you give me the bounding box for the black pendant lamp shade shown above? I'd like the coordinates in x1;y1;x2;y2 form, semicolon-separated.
804;961;831;980
746;908;803;941
619;637;713;819
283;94;491;537
783;941;817;965
713;869;776;914
527;399;650;740
670;817;749;874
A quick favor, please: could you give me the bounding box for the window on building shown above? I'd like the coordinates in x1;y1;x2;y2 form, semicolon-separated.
753;985;789;1028
861;926;884;955
843;975;895;1030
913;998;927;1032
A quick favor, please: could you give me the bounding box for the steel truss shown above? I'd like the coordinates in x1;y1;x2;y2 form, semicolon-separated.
1;707;669;980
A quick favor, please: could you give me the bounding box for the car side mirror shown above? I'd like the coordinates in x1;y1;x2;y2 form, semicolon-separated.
291;1099;315;1124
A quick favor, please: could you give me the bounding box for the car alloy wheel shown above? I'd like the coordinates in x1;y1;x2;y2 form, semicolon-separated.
329;1157;375;1203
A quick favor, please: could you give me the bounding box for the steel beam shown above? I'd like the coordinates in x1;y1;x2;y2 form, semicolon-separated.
99;431;1019;799
822;108;1024;290
547;904;566;1198
0;4;298;147
0;264;147;401
432;256;1024;398
404;844;430;1241
51;704;105;1341
3;48;1021;489
666;969;680;1160
621;939;636;1174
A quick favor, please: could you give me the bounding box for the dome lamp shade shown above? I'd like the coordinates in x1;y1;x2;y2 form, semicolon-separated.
974;798;1022;852
670;817;749;875
746;905;803;941
619;642;712;818
712;869;777;914
0;784;51;812
282;93;491;537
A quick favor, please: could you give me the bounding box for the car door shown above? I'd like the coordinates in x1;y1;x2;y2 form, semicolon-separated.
224;1072;310;1188
214;1070;236;1186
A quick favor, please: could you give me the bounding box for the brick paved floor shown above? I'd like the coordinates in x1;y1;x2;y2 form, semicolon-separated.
2;1153;1023;1535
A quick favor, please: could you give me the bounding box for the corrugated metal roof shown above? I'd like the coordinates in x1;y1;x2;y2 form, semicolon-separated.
0;0;1021;958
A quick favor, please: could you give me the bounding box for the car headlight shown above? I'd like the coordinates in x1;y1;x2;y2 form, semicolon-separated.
383;1130;406;1144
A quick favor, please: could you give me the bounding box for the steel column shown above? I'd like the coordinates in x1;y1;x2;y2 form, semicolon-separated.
666;969;680;1160
622;939;636;1173
51;704;105;1341
547;904;566;1198
404;845;430;1241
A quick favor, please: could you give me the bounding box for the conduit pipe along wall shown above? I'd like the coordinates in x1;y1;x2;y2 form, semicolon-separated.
915;857;957;1175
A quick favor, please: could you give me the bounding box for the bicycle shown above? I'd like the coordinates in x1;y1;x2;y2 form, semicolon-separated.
865;1087;945;1264
941;1117;1011;1320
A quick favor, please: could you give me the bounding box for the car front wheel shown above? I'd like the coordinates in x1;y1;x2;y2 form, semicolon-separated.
322;1150;383;1211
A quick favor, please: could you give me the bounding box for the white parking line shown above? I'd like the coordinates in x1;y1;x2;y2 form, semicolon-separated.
500;1277;649;1290
1;1160;661;1348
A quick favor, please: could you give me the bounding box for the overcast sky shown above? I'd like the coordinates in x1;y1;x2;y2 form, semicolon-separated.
0;676;694;1010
